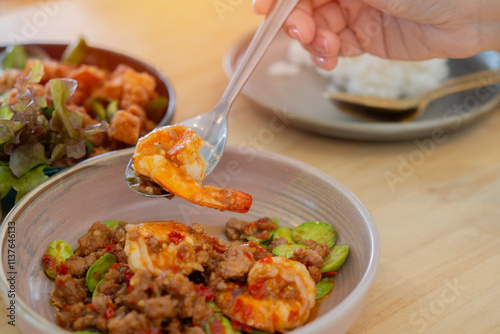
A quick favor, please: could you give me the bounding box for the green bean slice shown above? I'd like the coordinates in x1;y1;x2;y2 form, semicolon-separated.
292;221;337;248
271;243;306;258
42;240;73;279
316;276;335;299
271;226;294;244
91;278;106;301
85;253;116;293
321;245;349;273
101;220;125;229
206;314;241;334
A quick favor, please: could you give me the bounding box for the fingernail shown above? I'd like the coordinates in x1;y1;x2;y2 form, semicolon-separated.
313;56;326;68
288;26;304;43
313;36;329;55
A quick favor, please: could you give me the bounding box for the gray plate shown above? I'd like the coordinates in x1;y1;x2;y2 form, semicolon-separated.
223;32;500;141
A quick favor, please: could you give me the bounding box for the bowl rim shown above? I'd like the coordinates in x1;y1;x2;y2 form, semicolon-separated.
0;146;380;333
0;42;177;127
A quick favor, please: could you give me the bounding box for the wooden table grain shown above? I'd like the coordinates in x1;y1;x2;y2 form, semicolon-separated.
1;1;500;333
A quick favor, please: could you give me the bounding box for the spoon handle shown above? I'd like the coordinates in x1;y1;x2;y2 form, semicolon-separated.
420;68;500;109
216;0;299;111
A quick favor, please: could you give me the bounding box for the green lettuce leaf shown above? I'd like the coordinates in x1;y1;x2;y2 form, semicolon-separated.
50;143;65;163
49;78;80;138
26;59;44;84
61;37;88;66
0;163;13;199
0;163;49;201
9;142;47;178
1;45;28;70
0;102;14;120
12;164;49;200
0;119;24;145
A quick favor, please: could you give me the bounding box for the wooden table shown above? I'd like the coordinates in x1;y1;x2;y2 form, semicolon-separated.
1;1;500;333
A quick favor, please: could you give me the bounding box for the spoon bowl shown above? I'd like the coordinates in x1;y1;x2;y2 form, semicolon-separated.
125;0;299;198
325;68;500;120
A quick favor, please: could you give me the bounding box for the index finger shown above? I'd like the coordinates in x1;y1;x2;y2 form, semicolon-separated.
252;0;275;15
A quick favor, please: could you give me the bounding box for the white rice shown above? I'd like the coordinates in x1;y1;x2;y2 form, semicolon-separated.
267;40;449;99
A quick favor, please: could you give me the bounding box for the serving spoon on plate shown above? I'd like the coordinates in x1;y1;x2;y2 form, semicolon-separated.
324;68;500;120
125;0;299;198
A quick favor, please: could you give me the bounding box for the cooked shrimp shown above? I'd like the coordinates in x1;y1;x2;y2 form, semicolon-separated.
124;221;227;277
214;256;316;333
131;124;252;213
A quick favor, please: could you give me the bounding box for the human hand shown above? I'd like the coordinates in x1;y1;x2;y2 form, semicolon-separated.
253;0;499;70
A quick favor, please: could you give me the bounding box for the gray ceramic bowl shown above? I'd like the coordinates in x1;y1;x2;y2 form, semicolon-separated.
0;146;380;334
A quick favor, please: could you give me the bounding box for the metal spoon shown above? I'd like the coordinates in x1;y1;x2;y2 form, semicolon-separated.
324;68;500;120
125;0;299;197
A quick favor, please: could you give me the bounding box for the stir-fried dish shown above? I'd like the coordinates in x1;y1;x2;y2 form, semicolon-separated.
130;124;253;213
42;218;349;334
0;41;169;203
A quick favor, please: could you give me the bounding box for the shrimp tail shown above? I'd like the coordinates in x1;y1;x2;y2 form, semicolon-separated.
202;186;253;213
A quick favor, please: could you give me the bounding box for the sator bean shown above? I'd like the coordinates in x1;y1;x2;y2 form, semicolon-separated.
271;243;306;258
316;277;335;299
271;226;295;244
85;253;117;293
42;240;73;279
321;245;349;273
101;220;125;229
206;314;240;334
292;221;337;248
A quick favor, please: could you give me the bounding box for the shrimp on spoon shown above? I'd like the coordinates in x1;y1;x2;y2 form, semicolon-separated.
131;124;252;213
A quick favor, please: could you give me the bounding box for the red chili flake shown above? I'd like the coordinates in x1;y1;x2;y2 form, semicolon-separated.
231;318;253;333
128;285;134;293
104;303;114;320
56;263;68;275
104;244;115;252
210;236;228;254
248;279;267;299
322;272;338;278
124;271;134;286
168;231;184;245
41;254;53;266
208;318;225;334
195;284;214;301
255;218;267;228
240;241;267;254
233;298;254;321
255;231;269;240
288;310;299;322
259;257;273;264
243;222;256;235
244;252;253;260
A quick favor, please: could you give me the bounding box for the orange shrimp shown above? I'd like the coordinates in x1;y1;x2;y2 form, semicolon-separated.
214;256;316;333
124;221;227;277
131;124;252;213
